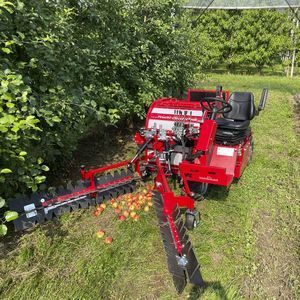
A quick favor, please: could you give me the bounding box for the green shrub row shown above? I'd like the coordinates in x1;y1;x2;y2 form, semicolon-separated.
1;1;298;202
0;0;198;199
193;9;299;72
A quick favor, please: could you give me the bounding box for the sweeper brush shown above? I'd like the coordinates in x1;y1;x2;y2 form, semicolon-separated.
8;162;138;231
153;191;204;293
8;85;268;294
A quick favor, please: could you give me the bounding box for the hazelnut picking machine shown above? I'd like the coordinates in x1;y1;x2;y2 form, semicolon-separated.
8;85;268;294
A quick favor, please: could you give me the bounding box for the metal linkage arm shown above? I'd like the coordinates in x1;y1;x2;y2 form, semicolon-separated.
153;158;204;293
130;137;153;164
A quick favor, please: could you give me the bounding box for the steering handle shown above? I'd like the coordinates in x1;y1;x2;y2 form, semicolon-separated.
200;97;232;115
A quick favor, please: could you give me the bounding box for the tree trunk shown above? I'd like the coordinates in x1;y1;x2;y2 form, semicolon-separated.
290;9;299;78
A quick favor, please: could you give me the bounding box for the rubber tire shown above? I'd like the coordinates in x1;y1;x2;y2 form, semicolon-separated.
188;182;208;201
185;214;196;231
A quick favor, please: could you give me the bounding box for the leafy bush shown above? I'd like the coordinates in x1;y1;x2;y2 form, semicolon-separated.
192;9;297;72
0;70;47;194
0;0;197;200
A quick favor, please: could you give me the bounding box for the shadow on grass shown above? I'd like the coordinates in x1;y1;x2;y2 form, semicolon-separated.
205;185;230;202
48;119;143;186
0;215;70;260
189;281;229;300
204;176;244;202
0;222;23;259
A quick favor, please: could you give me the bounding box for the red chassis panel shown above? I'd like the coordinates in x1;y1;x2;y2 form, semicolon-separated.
180;162;234;187
234;135;252;178
180;139;252;189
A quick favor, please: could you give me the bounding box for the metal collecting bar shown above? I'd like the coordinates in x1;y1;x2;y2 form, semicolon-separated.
183;0;300;9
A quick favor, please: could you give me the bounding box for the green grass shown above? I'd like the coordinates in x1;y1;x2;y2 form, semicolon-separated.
206;64;300;77
0;74;299;299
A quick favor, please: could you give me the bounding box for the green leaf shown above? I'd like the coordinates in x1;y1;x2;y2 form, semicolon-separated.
2;92;12;101
17;31;25;39
35;175;46;184
19;151;27;156
0;197;5;209
0;168;12;174
1;48;11;54
20;175;30;183
37;157;44;164
4;211;19;222
0;125;8;133
12;125;19;133
16;1;24;10
6;102;15;108
39;86;47;92
25;115;39;125
41;165;50;172
52;116;61;122
0;115;15;124
31;184;38;192
5;40;14;47
0;224;8;236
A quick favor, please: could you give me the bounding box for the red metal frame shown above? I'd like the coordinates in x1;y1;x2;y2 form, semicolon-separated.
40;87;253;265
8;82;269;297
139;89;253;202
154;158;194;255
42;160;132;207
23;86;257;293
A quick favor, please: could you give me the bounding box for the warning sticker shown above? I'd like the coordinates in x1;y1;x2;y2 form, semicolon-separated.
217;147;235;157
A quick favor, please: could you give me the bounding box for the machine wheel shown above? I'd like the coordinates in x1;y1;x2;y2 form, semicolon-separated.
185;213;197;230
141;166;152;180
188;182;208;201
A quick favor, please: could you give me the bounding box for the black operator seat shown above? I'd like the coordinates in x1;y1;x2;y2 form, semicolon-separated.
216;92;256;131
215;92;256;145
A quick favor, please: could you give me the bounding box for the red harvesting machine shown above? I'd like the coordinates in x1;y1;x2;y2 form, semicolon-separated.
8;85;268;293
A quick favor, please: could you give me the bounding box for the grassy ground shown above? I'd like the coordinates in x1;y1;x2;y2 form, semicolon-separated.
0;74;299;299
206;64;300;77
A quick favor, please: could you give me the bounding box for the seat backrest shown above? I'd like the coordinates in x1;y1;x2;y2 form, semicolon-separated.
224;92;256;121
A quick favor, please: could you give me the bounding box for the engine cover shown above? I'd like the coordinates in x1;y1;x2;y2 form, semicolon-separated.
145;98;204;132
